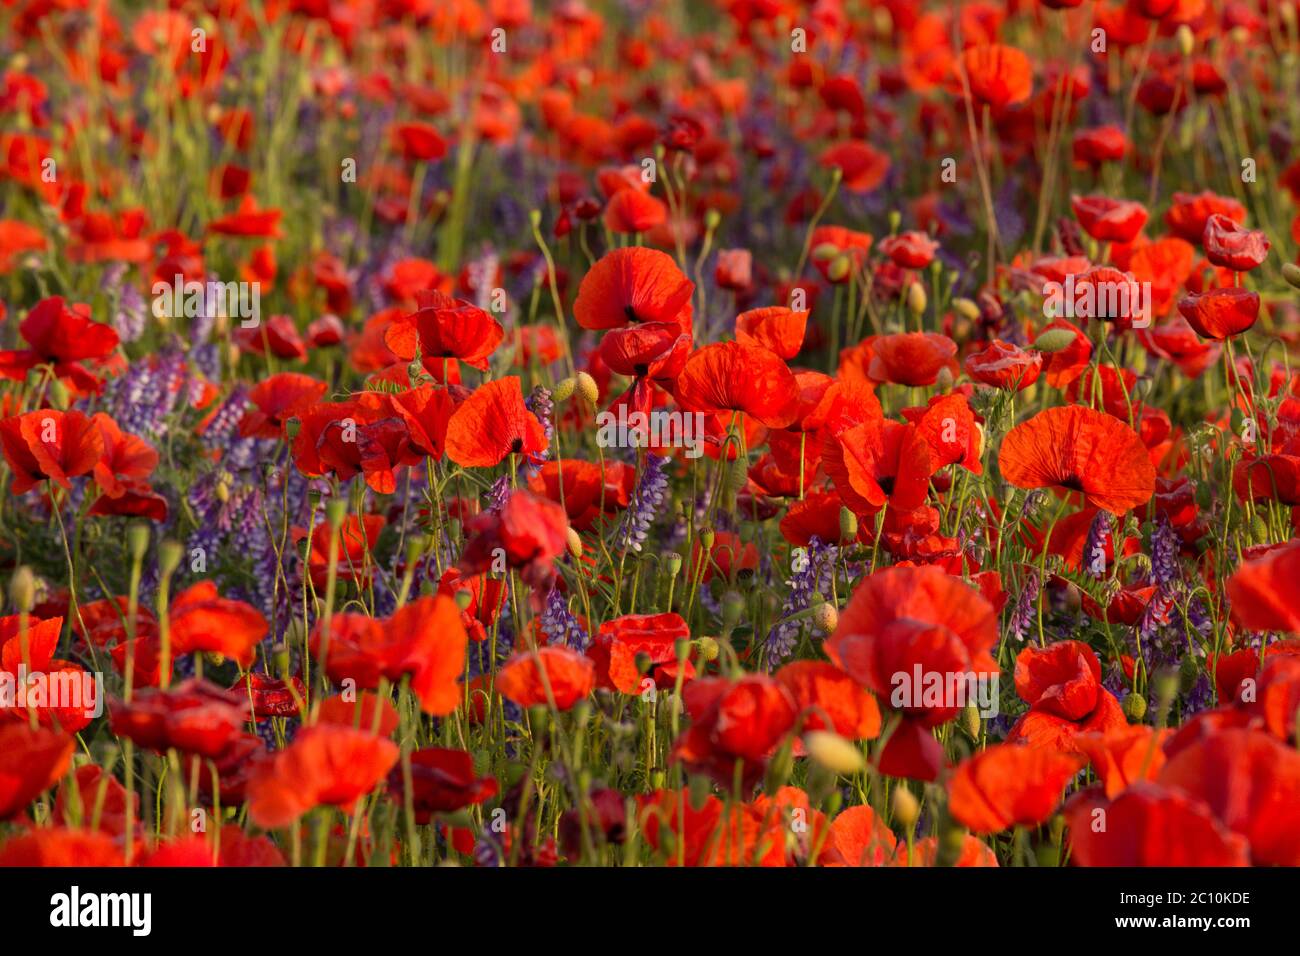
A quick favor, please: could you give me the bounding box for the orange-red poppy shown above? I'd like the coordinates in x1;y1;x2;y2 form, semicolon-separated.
573;247;694;331
496;646;595;710
948;745;1085;833
674;341;800;428
445;376;548;467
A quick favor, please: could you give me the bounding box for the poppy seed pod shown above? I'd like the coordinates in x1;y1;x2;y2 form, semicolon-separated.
806;730;865;775
1178;654;1200;693
812;602;838;632
721;591;745;628
699;528;716;550
453;589;473;612
575;371;599;405
664;552;682;577
9;565;35;613
1122;692;1147;722
127;522;151;562
158;540;184;577
284;416;301;440
892;785;920;828
552;377;576;402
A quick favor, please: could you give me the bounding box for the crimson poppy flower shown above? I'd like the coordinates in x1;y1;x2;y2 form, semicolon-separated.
1232;452;1300;506
0;724;73;820
1071;125;1128;166
734;306;808;360
948;745;1085;833
167;581;267;668
445;377;548;468
496;646;595;710
818;804;898;867
879;231;939;269
959;44;1033;109
0;296;119;394
384;290;504;372
604;188;668;234
714;248;752;291
317;691;399;737
1159;728;1300;865
294;514;385;590
0;219;47;272
819;141;891;193
437;568;508;644
90;413;159;497
867;333;959;387
53;765;136;837
1006;641;1127;750
823;417;935;514
688;529;759;583
458;489;569;592
387;748;497;823
239;372;328;439
588;612;695;693
390;121;447;162
893;834;999;868
810;226;872;283
110;679;247;759
0;409;104;494
1074;727;1171;797
1164;190;1247;242
573;247;694;331
674;340;800;429
1070;194;1149;243
1202;213;1269;271
965;340;1042;391
639;789;786;867
774;660;881;740
1225;538;1300;633
998;405;1155;514
310;595;467;716
0;827;124;867
671;675;798;787
1064;783;1250;866
208;194;283;238
903;392;983;475
246;724;400;828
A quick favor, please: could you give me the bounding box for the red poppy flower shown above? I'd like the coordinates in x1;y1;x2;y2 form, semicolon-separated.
893;834;998;868
295;513;385;590
820;805;898;866
1202;213;1269;271
389;121;447;162
1071;125;1128;166
965;340;1042;391
1070;195;1149;243
239;372;328;439
588;612;694;694
671;675;798;787
496;646;595;710
604;188;668;233
53;765;136;837
445;377;548;467
949;745;1085;833
959;44;1033;109
1064;784;1250;866
878;231;939;269
0;219;47;272
1006;641;1128;750
867;333;959;387
110;679;247;759
774;660;881;740
734;306;808;360
902;392;983;475
246;724;399;828
823;417;935;514
0;827;124;867
1164;190;1247;242
208;195;283;238
998;405;1156;514
819;141;891;193
1074;727;1170;797
638;789;786;867
1159;729;1300;865
90;413;159;498
384;290;504;371
674;341;800;428
573;247;694;331
0;724;73;820
387;748;497;823
166;581;267;668
0;296;119;394
1224;538;1300;633
437;568;508;644
0;409;105;494
458;489;569;591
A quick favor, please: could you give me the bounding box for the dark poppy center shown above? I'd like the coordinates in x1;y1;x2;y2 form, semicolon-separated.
634;364;648;377
1060;475;1085;492
624;305;640;323
511;438;523;454
878;476;896;495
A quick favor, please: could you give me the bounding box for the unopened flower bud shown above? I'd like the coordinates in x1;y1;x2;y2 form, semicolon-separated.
1176;24;1195;57
1122;691;1147;722
325;498;348;529
806;730;865;775
566;527;583;559
952;297;982;321
891;785;920;829
906;281;927;315
827;255;852;282
552;377;577;402
839;506;858;540
575;371;599;405
127;523;151;562
812;602;838;632
811;242;841;262
159;539;184;577
721;591;745;628
9;566;35;613
696;636;720;662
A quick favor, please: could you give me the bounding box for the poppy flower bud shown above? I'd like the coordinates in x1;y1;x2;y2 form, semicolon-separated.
529;705;549;736
812;242;841;262
839;506;858;540
696;636;720;662
952;297;982;321
813;602;838;632
1033;328;1078;353
936;823;967;866
823;789;843;817
906;281;927;315
572;700;592;729
891;785;920;829
575;371;599;405
806;730;865;775
888;210;902;233
764;741;795;795
1122;691;1147;722
634;650;653;675
1283;263;1300;289
664;552;682;577
48;377;69;410
529;209;543;228
962;703;981;738
566;527;583;558
127;523;151;562
1153;669;1179;708
273;642;290;677
1176;24;1194;57
650;769;665;789
934;365;954;391
284;416;301;440
827;255;852;282
704;208;722;231
552;377;577;402
1249;511;1268;543
159;539;184;577
721;591;745;628
9;566;35;613
215;475;231;504
325;497;348;529
454;589;473;612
